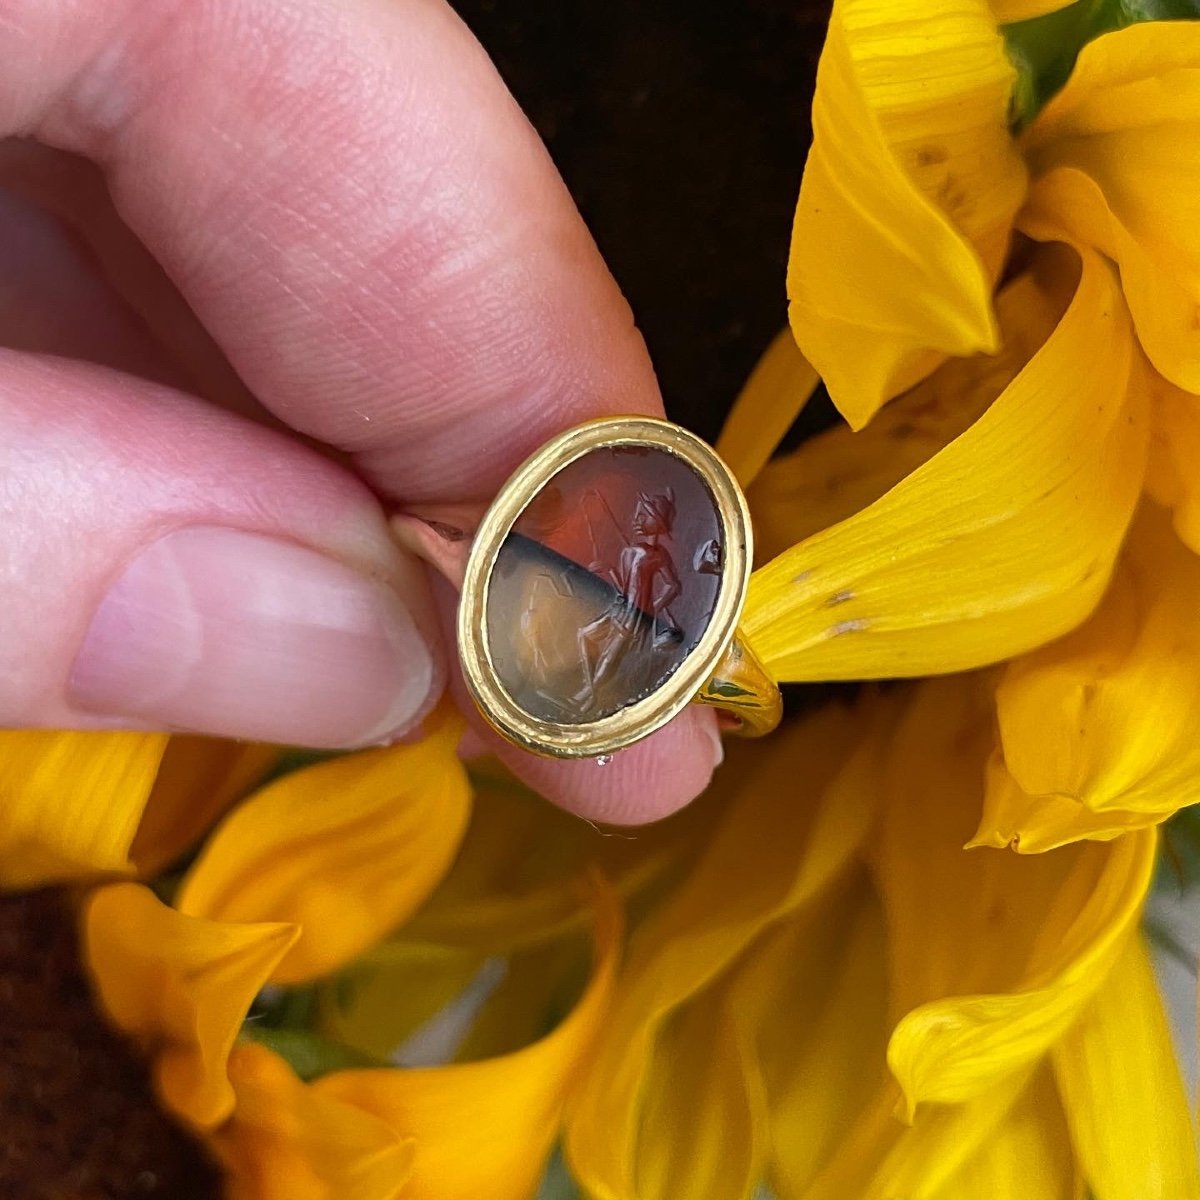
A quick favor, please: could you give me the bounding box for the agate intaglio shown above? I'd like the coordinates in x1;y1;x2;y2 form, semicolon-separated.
485;445;724;723
459;417;752;758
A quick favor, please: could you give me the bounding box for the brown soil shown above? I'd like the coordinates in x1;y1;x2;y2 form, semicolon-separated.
0;890;223;1200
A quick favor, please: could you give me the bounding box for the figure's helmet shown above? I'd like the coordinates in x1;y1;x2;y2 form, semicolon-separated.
634;488;676;536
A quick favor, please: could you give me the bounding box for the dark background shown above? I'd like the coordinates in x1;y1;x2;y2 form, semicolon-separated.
451;0;832;444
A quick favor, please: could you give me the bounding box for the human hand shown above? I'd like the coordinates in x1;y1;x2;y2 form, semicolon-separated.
0;0;723;823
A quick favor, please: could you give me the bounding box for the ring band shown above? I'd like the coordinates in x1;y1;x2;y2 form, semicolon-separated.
400;416;781;759
695;633;783;740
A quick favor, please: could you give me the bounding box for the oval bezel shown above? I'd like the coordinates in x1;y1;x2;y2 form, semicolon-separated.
457;416;752;758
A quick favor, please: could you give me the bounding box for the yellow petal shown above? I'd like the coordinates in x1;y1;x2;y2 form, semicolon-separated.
994;505;1200;834
927;1070;1080;1200
875;678;1157;1114
749;262;1068;563
753;874;889;1199
315;878;620;1200
973;751;1160;854
746;245;1147;681
1146;374;1200;556
715;329;819;490
790;0;1026;426
1022;24;1200;392
82;882;298;1129
213;1043;413;1200
634;982;765;1200
401;764;714;954
132;737;279;877
1053;936;1200;1200
566;694;898;1200
0;730;166;887
177;710;470;985
802;1070;1036;1200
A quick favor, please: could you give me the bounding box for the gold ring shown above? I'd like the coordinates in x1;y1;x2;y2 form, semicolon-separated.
445;416;781;759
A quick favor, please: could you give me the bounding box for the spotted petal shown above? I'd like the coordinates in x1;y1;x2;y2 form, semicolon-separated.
747;246;1147;682
748;265;1066;563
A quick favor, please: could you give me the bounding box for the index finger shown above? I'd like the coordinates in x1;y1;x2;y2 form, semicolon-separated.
5;0;661;501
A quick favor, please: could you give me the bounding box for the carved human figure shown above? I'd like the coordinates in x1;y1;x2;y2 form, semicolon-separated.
573;489;682;714
484;444;723;724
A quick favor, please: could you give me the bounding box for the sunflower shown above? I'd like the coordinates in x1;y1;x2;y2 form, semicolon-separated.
0;716;616;1199
4;2;1200;1197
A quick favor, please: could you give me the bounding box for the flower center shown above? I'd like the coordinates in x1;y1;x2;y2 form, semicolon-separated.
0;889;224;1199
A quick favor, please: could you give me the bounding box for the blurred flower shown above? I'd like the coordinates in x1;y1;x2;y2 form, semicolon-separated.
0;713;620;1198
564;681;1197;1199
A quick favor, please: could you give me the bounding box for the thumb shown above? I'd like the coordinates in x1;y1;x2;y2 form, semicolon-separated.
2;351;443;748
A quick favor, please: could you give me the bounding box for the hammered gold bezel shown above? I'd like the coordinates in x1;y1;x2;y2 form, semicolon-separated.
457;416;753;759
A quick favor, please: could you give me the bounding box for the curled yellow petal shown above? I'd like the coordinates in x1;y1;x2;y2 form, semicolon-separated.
0;730;166;887
973;751;1159;854
993;505;1200;838
567;695;898;1200
214;1043;414;1200
749;265;1067;563
177;710;470;985
1051;936;1200;1200
1146;373;1200;555
132;736;278;877
746;245;1147;681
1022;24;1200;391
715;329;819;490
315;878;620;1200
82;882;298;1129
876;678;1157;1115
790;0;1026;426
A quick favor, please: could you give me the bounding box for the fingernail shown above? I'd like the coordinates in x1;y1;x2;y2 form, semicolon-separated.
70;527;437;747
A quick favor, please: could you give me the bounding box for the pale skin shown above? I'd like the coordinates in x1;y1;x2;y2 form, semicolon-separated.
0;0;722;824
